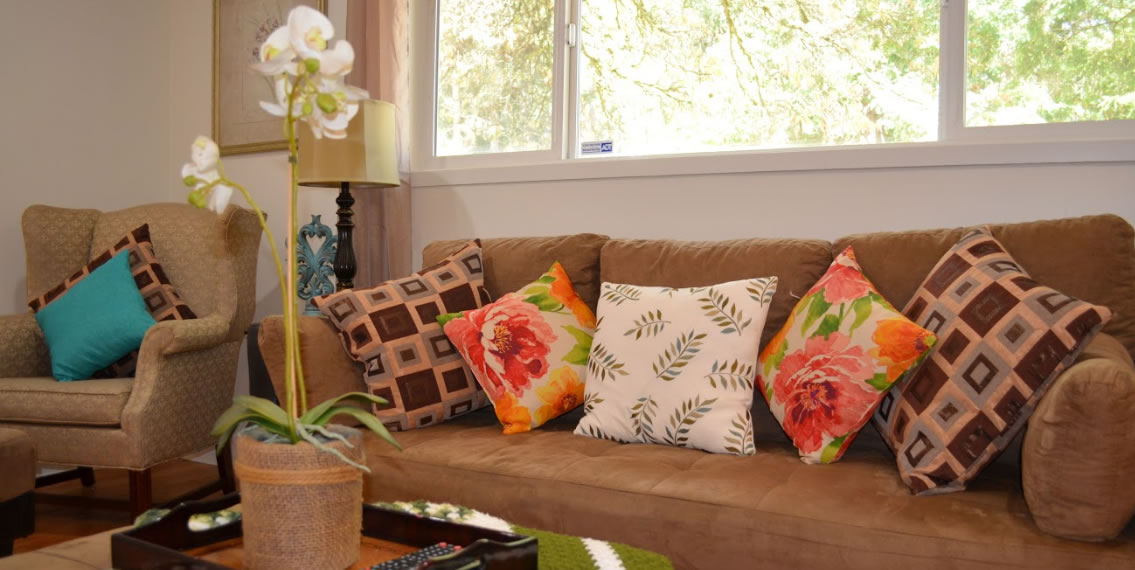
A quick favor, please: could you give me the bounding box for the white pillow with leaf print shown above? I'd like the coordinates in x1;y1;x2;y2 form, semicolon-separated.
575;277;778;455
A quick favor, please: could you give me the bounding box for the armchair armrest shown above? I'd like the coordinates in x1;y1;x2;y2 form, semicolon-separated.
1023;333;1135;541
140;313;232;357
0;313;51;377
259;315;368;421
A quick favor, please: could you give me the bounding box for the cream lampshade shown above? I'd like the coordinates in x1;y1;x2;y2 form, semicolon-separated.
298;99;399;290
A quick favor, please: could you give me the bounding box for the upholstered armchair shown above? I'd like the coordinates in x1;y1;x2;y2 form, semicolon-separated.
0;203;261;516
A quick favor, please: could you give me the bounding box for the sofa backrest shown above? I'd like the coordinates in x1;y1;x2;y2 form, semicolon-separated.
599;237;834;353
421;234;610;312
834;214;1135;359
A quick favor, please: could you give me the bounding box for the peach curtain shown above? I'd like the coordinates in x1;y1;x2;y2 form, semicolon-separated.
346;0;412;286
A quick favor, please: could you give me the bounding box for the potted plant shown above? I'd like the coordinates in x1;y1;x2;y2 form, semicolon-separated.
180;6;399;569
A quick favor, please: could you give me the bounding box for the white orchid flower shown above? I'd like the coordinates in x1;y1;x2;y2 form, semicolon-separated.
259;76;301;118
317;40;354;77
250;26;296;76
300;77;367;139
288;6;335;61
182;136;234;214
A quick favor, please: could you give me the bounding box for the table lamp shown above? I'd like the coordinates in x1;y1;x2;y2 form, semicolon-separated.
298;99;399;291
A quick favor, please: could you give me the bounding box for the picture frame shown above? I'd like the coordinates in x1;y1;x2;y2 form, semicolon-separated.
212;0;328;155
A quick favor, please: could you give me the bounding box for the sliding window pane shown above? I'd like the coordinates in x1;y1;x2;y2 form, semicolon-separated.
967;0;1135;126
436;0;555;156
577;0;939;158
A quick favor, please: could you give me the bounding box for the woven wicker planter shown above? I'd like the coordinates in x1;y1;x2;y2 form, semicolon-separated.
233;425;364;570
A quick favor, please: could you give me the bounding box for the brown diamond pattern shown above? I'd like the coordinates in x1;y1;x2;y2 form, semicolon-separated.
314;241;491;431
874;228;1111;495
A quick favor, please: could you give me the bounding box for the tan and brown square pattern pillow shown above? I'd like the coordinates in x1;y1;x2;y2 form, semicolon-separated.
874;228;1111;495
28;224;197;378
313;240;492;431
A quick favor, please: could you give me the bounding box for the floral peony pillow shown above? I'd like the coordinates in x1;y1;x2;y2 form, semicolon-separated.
574;277;778;455
757;247;936;464
440;262;596;434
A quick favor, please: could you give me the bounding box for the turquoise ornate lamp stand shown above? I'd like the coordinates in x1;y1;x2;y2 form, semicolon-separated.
296;215;337;315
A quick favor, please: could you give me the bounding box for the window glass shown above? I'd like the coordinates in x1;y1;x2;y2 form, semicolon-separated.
436;0;555;156
577;0;940;157
966;0;1135;126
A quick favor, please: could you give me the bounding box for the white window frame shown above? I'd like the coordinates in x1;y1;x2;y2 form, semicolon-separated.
411;0;1135;187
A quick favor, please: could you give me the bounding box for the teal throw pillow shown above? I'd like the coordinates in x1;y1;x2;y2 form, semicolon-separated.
35;250;158;381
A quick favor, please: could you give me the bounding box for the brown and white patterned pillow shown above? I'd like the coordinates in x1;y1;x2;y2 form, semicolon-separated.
874;228;1111;495
28;224;197;378
313;240;492;431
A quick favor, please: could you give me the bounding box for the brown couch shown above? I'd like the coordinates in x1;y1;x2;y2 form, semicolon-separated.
260;215;1135;569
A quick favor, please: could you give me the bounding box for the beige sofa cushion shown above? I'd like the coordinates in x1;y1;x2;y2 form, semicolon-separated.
422;234;609;313
364;409;1135;569
0;377;132;426
834;214;1135;359
598;237;833;355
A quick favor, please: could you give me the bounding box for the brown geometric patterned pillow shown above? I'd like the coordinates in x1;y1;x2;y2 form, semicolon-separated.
874;228;1112;495
28;224;197;378
313;240;492;431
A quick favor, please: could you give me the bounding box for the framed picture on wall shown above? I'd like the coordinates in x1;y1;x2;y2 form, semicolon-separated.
213;0;328;155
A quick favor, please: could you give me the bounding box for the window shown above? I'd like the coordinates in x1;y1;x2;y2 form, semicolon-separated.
418;0;1134;168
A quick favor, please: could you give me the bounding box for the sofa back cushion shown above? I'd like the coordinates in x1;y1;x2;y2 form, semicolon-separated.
599;237;834;354
833;214;1135;360
422;234;609;313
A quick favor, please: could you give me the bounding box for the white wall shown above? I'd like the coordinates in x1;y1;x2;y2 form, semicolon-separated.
0;0;172;313
411;162;1135;264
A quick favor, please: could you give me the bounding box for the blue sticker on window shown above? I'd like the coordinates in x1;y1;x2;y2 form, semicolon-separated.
581;140;614;154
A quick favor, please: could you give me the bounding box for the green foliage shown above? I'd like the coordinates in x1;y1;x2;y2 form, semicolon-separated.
561;325;594;365
210;392;400;470
602;284;643;306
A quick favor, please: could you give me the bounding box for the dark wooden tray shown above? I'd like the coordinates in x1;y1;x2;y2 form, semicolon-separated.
110;493;537;569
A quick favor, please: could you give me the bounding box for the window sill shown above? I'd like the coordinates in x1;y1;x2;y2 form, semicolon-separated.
410;138;1135;188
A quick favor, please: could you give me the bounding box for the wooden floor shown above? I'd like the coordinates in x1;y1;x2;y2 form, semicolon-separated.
12;459;220;555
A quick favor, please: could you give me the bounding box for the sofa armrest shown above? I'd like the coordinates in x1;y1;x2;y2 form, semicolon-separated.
0;313;51;378
140;313;232;356
1023;332;1135;541
258;315;368;421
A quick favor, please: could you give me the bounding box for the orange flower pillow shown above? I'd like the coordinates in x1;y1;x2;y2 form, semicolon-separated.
756;247;937;464
440;262;596;434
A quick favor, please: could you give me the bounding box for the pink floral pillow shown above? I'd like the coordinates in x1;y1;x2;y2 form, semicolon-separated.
440;262;596;434
756;247;937;464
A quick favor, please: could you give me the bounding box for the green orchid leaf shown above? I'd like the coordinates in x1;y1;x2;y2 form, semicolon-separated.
295;423;369;472
561;325;594;365
316;93;338;113
212;411;294;452
819;435;848;464
320;407;402;451
232;395;290;426
301;392;390;426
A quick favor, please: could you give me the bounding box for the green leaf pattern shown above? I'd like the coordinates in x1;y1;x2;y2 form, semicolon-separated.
652;330;707;380
705;359;755;390
587;342;630;382
576;278;776;454
698;288;752;335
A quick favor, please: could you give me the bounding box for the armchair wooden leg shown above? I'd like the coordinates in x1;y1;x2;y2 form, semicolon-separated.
128;469;152;519
78;466;95;487
217;445;236;495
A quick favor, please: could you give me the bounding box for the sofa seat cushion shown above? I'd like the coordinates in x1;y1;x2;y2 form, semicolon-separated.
364;408;1135;569
0;377;132;426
